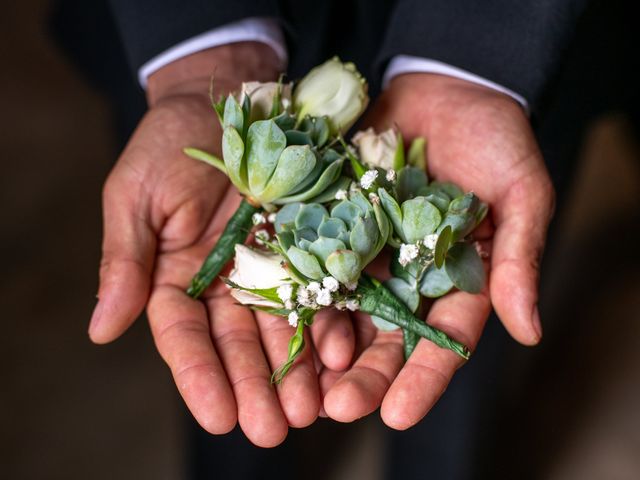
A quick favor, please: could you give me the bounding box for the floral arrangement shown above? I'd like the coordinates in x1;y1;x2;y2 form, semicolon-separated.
184;58;487;382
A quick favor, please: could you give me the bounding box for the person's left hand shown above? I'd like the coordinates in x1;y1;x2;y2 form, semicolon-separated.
319;73;555;429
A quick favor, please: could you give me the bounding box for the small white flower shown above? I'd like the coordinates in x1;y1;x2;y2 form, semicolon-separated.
284;299;294;310
345;281;358;291
334;300;347;310
254;229;270;245
277;284;293;302
316;288;332;306
386;169;397;182
228;245;290;307
288;311;299;327
423;233;439;250
267;213;277;223
307;281;322;293
345;299;360;311
360;169;379;189
335;189;348;201
322;276;340;292
399;243;420;266
252;212;266;225
297;286;316;307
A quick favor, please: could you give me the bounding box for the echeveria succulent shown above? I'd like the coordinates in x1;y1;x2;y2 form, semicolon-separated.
274;191;390;287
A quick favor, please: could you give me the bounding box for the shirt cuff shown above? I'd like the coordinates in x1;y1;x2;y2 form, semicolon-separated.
383;55;529;114
137;17;288;88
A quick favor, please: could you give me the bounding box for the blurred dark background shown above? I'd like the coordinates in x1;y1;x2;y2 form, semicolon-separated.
1;1;639;479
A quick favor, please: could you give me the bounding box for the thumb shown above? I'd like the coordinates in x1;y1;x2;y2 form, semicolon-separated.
490;170;555;345
89;175;156;344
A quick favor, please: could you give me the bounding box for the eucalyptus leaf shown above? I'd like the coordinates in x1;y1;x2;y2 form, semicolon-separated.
434;225;452;268
285;130;314;146
401;197;441;243
445;242;485;293
419;264;454;298
397;167;428;202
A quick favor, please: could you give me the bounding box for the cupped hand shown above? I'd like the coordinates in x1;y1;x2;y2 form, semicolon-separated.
87;44;355;447
322;73;555;429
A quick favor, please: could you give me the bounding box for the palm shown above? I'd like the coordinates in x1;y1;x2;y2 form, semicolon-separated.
322;74;554;428
92;94;359;446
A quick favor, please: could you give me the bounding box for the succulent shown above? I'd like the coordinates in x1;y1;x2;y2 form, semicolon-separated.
273;191;390;287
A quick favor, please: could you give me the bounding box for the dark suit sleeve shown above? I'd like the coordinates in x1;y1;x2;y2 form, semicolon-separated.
107;0;280;73
377;0;589;109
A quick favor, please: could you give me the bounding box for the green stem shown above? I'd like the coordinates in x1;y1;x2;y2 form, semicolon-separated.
186;198;259;299
357;276;470;360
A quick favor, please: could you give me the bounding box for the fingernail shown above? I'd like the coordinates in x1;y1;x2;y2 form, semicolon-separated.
88;301;103;337
531;305;543;342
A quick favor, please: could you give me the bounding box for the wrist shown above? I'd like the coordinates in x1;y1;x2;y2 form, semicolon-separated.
146;42;281;107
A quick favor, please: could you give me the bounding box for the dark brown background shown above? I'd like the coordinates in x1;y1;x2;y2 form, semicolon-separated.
2;1;639;479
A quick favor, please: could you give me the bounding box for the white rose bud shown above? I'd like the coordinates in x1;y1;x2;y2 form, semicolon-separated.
293;57;369;135
228;245;290;307
352;127;398;170
240;81;292;122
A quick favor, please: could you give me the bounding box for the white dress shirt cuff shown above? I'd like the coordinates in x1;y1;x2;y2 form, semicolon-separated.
137;17;288;88
383;55;529;113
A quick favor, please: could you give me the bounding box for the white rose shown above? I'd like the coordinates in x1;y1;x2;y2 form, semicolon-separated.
293;57;369;135
240;81;292;122
352;127;398;170
228;244;290;307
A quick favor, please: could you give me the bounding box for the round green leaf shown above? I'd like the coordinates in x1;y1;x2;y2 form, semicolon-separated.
331;200;363;229
318;217;349;240
419;265;454;298
309;237;346;263
401;197;441;243
445;243;485;294
397;167;428;202
349;214;378;262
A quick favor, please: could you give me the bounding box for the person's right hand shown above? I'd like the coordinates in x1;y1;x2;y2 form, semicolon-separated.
87;43;355;447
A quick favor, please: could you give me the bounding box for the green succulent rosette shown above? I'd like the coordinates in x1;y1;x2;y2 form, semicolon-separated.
273;190;390;287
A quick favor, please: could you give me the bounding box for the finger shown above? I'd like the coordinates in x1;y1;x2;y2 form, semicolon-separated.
309;308;355;371
380;287;490;430
323;312;404;423
255;311;320;428
491;171;555;345
207;295;289;447
89;175;155;344
147;285;237;434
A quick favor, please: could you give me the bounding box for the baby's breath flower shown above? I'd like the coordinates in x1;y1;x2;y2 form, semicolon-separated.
288;311;299;327
297;286;315;307
316;288;332;306
385;169;397;182
360;169;378;189
322;276;340;292
267;213;277;223
252;212;267;225
284;299;294;310
399;243;420;266
307;281;322;293
254;229;270;245
346;299;360;311
335;189;348;200
423;233;438;250
277;284;293;302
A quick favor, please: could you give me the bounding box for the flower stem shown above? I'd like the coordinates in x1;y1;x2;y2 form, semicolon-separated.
186;198;260;299
357;276;470;360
